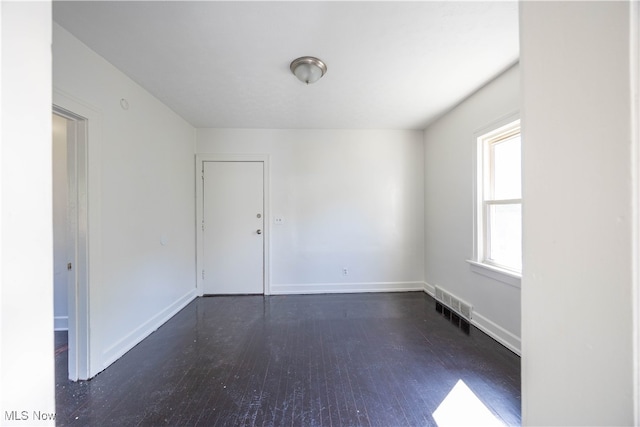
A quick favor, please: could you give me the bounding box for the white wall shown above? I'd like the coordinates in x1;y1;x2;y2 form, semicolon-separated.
423;64;521;353
521;2;636;425
53;23;197;375
197;129;425;294
52;113;69;331
0;1;56;425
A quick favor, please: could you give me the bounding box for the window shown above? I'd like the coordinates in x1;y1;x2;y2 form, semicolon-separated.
475;118;521;275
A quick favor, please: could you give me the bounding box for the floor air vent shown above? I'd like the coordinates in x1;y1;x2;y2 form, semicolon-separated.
434;286;472;335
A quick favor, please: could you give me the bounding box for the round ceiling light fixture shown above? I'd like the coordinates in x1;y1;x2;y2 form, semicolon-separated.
290;56;327;85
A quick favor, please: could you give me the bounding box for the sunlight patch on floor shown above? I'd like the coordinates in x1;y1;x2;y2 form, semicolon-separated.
433;379;505;427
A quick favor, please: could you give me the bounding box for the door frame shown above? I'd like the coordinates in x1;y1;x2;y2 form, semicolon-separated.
53;89;103;380
195;154;271;296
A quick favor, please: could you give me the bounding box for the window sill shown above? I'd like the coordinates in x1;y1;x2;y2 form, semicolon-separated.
466;260;521;289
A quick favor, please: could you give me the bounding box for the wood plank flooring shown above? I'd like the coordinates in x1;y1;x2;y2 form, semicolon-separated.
55;292;520;426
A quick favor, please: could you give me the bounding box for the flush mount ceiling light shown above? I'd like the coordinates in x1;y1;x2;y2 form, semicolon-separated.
290;56;327;85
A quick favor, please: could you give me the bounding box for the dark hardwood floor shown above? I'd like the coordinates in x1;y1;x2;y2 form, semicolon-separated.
55;292;520;426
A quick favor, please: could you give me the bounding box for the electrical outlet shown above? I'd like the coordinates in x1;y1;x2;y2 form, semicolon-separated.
342;267;348;276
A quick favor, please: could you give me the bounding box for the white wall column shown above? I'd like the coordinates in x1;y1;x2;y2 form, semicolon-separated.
0;1;56;424
520;2;635;424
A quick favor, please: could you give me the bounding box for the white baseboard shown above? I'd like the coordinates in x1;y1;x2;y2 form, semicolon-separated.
424;281;520;355
270;281;425;295
423;281;435;296
471;312;521;356
102;289;197;370
54;316;68;331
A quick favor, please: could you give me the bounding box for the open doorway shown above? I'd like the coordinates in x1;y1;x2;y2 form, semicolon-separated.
52;106;90;381
52;113;70;372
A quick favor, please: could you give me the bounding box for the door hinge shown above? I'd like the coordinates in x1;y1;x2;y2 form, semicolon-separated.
67;262;72;271
202;221;205;231
202;270;205;280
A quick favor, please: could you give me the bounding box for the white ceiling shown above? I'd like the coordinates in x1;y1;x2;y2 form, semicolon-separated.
53;1;519;130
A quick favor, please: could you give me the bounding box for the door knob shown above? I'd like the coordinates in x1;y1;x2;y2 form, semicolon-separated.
257;229;262;235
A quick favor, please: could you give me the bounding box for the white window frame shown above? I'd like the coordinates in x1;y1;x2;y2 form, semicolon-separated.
468;113;522;288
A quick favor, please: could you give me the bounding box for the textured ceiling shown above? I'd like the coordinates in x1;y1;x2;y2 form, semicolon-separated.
53;1;519;130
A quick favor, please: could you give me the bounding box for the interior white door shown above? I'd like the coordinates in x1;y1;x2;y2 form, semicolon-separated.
203;161;264;294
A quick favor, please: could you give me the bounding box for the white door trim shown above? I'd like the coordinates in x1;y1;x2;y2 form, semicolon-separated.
53;88;103;380
195;154;271;296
